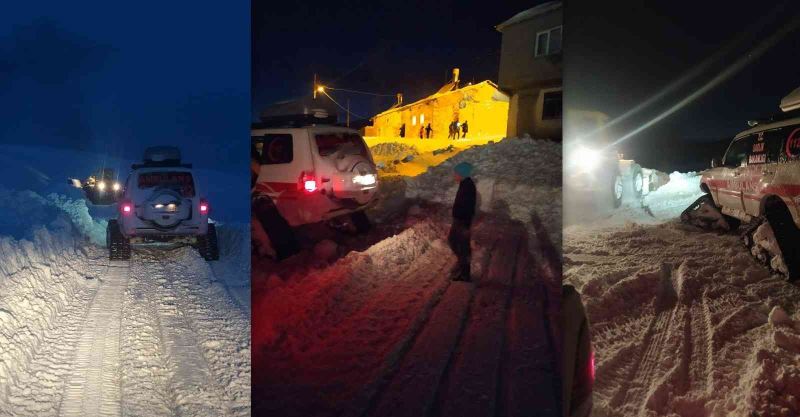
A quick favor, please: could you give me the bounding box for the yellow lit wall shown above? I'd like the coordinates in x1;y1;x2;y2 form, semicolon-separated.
366;81;509;140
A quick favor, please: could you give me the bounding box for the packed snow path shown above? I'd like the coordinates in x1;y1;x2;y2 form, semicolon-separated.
2;246;250;417
59;260;129;417
565;221;800;417
254;218;560;417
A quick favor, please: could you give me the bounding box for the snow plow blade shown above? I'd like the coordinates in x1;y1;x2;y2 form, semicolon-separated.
680;195;733;231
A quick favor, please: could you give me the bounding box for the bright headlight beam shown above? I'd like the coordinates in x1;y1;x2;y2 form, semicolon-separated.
610;13;800;149
97;181;106;190
112;182;121;191
572;3;788;146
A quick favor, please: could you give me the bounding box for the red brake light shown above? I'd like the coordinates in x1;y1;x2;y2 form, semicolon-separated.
300;172;317;193
120;200;133;215
199;199;209;215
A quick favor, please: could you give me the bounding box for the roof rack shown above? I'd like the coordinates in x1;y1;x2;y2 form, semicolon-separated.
253;113;339;129
131;160;192;170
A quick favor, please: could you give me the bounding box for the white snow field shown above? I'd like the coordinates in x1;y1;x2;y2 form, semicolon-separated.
564;172;800;417
0;146;250;417
252;137;563;417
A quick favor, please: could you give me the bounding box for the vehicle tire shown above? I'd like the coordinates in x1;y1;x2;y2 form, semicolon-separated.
197;223;220;261
631;165;644;199
611;173;623;208
722;214;741;231
764;199;800;281
351;210;372;234
741;216;764;250
107;219;131;260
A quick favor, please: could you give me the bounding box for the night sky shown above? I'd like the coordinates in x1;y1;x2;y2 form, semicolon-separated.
565;0;800;171
252;0;551;123
0;1;250;173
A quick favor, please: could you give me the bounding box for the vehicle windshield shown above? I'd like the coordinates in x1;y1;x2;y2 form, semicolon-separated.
137;171;195;197
314;132;368;158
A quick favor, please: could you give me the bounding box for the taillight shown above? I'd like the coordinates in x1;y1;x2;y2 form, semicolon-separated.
300;172;317;193
120;200;133;215
589;349;596;382
199;199;209;215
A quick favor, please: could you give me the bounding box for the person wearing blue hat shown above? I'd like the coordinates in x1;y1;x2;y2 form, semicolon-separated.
449;161;476;281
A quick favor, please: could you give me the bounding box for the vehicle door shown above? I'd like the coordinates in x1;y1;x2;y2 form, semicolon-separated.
742;128;783;216
715;134;753;213
253;131;314;224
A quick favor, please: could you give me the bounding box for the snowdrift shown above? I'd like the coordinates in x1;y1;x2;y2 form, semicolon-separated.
0;222;96;404
565;173;800;416
405;136;562;250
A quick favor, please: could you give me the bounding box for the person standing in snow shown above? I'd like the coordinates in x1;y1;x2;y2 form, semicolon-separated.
461;120;469;138
425;123;432;139
449;121;457;140
419;125;424;139
449;161;476;281
399;123;406;138
251;142;299;260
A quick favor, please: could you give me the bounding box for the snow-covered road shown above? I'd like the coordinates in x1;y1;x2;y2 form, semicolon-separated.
253;215;561;417
2;244;251;417
565;172;800;417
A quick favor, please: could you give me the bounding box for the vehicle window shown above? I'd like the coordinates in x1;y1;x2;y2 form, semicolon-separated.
315;132;368;158
757;128;785;164
257;134;294;164
723;135;753;168
137;172;195;197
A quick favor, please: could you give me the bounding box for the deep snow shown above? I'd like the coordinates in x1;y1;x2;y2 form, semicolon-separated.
405;136;562;252
252;136;563;417
564;171;800;417
0;146;251;416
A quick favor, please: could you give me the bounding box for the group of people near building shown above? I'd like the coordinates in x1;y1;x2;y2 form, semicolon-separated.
398;120;468;139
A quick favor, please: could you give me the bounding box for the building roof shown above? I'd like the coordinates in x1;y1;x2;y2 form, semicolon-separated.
371;80;507;120
495;1;562;32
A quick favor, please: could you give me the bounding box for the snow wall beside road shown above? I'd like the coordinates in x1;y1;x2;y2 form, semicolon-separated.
405;137;562;251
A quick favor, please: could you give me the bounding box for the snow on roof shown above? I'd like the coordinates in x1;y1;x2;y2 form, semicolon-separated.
780;86;800;112
495;1;562;32
372;80;506;119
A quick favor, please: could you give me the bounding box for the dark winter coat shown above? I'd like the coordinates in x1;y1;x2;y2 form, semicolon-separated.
462;122;469;133
452;177;476;226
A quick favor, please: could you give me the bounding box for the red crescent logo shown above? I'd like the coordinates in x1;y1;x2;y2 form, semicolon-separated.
786;128;800;158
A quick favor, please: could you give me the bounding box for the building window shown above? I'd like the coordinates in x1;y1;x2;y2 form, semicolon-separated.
412;115;417;126
535;26;562;57
542;91;562;120
420;114;425;125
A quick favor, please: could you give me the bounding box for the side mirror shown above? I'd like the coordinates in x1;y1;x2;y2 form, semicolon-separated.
711;157;721;168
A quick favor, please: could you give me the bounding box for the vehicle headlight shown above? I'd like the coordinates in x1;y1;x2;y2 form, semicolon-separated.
353;173;377;186
571;146;602;173
97;181;106;190
154;203;164;209
112;182;121;191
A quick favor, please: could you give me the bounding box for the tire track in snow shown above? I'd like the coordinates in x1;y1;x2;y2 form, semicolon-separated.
609;265;678;414
4;286;96;416
136;248;250;417
58;260;129;417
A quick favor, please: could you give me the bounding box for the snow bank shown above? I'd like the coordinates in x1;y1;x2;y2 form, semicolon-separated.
209;222;251;311
0;187;107;246
253;221;455;415
565;218;800;417
405;137;562;250
0;223;96;403
642;171;705;219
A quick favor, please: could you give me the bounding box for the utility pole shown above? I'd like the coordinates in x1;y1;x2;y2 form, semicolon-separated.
347;99;350;127
313;73;317;99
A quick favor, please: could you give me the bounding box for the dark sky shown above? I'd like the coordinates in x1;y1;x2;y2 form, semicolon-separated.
0;1;250;173
565;0;800;171
252;0;550;122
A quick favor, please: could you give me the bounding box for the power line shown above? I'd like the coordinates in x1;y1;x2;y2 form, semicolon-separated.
320;90;368;120
325;86;396;97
